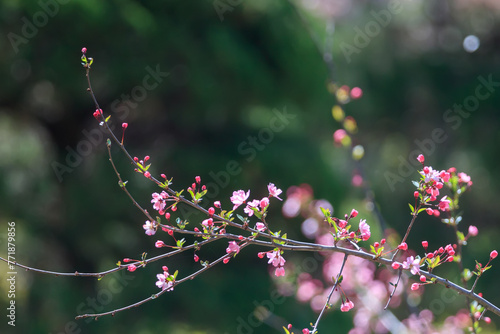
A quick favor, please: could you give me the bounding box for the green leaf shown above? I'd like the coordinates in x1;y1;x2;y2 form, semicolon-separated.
105;115;111;123
456;231;465;241
176;238;186;248
282;327;291;334
320;207;331;217
412;181;420;188
408;203;414;213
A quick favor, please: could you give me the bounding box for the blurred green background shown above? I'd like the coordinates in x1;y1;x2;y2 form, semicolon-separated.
1;0;500;333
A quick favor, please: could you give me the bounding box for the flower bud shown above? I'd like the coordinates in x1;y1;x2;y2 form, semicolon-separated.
490;250;498;259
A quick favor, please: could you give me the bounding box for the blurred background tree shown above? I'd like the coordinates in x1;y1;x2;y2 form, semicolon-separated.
0;0;499;333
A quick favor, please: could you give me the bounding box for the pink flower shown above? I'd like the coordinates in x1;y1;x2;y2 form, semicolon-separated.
267;250;286;267
151;192;168;211
422;241;428;249
340;300;354;312
226;241;240;254
266;250;286;277
155;240;165;248
350;209;358;218
419;275;426;282
223;258;230;264
208;207;215;216
244;199;260;216
81;47;87;53
392;262;400;269
214;201;221;208
260;197;270;209
195;176;201;184
458;172;471;183
438;196;451;211
127;264;137;272
411;283;419;291
398;242;408;251
143;220;156;236
268;183;283;200
358;219;371;241
230;190;250;210
402;256;420;275
490;250;498;259
417;154;425;163
122;122;128;129
93;109;103;120
194;254;199;262
255;222;266;232
337;219;347;228
440;170;450;182
468;225;478;237
144;171;151;178
275;267;285;277
302;329;310;334
156;271;174;291
202;218;213;227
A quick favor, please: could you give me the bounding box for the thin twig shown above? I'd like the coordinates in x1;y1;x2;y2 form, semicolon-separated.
384;268;403;309
75;242;250;319
311;254;348;333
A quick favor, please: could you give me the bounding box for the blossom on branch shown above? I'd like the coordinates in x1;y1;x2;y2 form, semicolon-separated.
156;269;174;292
226;241;240;255
151;191;168;212
340;300;354;312
402;256;420;275
268;183;283;200
358;219;371;241
143;220;156;236
230;190;250;210
266;250;286;277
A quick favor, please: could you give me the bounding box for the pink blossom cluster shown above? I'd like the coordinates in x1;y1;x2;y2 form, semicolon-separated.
415;155;473;217
258;249;286;277
329;209;371;243
155;265;175;291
